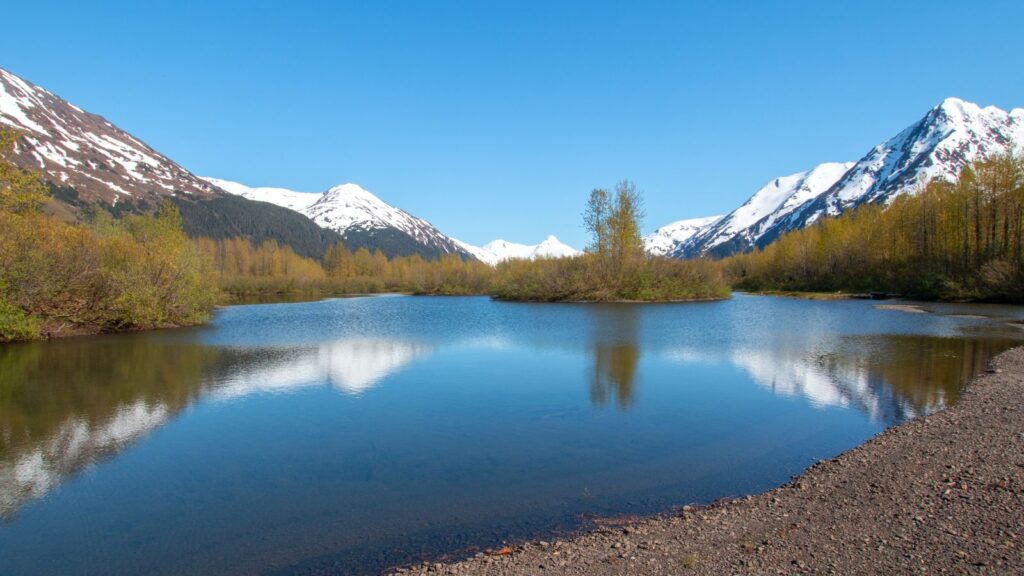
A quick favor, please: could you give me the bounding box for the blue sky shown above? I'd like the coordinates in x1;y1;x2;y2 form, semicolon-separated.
3;1;1022;247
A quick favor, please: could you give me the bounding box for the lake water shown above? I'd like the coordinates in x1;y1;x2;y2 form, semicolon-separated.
1;294;1022;575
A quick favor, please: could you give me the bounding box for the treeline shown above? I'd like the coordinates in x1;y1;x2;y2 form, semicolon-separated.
194;237;492;296
725;154;1024;301
492;181;728;301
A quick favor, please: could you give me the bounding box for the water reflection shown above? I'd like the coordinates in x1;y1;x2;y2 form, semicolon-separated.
0;336;431;518
724;335;1018;422
0;339;216;518
588;306;640;409
211;339;433;399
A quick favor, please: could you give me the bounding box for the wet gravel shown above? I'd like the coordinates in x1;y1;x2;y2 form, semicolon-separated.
393;346;1024;575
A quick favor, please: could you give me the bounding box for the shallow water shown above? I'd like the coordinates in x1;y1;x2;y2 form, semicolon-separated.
1;294;1022;575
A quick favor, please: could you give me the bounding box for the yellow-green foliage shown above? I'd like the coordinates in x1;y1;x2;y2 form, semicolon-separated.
725;154;1024;301
0;128;217;341
0;208;218;339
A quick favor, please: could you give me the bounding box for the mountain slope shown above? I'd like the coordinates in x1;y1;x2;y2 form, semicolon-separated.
171;195;344;260
0;67;218;205
667;98;1023;258
674;162;853;257
644;215;722;256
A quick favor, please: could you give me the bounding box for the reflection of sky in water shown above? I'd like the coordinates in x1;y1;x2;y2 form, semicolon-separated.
1;295;1022;575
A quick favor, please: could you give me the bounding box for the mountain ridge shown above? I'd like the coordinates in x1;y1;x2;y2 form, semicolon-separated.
658;97;1024;259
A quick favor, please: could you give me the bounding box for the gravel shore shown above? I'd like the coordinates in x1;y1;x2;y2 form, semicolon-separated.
395;346;1024;575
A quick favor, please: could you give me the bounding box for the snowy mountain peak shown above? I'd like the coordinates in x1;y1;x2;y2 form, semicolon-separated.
323;182;376;199
532;235;581;259
937;96;971;114
306;182;425;235
208;176;472;259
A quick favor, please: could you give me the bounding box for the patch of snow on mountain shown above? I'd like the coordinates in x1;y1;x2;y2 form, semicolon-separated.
0;70;47;134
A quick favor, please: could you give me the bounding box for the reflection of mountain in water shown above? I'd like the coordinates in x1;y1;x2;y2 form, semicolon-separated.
0;337;429;518
0;339;215;518
0;400;170;518
728;335;1017;423
212;339;433;399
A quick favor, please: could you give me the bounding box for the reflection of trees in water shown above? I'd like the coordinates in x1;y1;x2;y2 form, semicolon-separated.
829;335;1020;418
588;306;641;410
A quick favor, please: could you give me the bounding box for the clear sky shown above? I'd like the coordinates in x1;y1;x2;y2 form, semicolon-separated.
2;1;1022;247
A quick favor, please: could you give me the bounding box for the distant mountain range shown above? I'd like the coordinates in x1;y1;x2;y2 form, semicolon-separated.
5;66;1020;264
647;98;1024;258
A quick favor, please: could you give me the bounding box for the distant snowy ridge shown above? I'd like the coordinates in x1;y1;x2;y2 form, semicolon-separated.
455;236;582;265
660;97;1024;258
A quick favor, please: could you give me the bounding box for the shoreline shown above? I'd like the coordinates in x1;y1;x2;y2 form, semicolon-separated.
396;346;1024;575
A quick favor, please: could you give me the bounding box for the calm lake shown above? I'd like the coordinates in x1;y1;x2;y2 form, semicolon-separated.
2;294;1023;575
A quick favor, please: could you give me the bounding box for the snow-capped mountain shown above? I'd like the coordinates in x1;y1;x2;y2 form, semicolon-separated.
644;215;722;256
672;162;854;257
0;67;218;204
454;236;582;265
205;177;474;259
665;98;1023;258
782;98;1024;232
